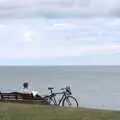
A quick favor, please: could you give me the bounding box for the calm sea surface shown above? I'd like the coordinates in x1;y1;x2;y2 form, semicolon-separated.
0;66;120;110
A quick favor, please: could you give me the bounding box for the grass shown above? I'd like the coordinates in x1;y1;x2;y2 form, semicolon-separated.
0;102;120;120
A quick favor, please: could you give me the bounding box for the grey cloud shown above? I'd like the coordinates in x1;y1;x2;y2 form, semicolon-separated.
0;0;120;18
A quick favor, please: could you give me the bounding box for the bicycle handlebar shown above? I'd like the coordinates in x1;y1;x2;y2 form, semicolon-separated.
60;86;71;90
48;86;71;94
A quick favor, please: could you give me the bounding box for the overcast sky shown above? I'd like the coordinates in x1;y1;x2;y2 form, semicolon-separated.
0;0;120;65
0;0;120;17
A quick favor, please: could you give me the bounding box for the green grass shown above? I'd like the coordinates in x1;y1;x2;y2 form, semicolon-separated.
0;102;120;120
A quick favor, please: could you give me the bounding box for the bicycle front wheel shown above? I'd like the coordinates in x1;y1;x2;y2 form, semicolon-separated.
62;96;79;108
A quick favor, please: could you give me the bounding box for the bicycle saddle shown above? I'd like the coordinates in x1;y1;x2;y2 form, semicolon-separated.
48;87;54;90
60;88;65;90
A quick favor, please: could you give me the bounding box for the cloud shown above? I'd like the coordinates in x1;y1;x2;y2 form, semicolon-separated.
0;17;120;60
45;23;78;30
0;44;120;58
0;0;120;18
24;31;35;43
0;24;5;28
80;44;120;53
54;23;77;28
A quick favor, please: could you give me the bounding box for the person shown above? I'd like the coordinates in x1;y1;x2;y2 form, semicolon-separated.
22;82;30;93
22;81;41;97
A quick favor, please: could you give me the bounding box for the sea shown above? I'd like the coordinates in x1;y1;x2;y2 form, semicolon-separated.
0;66;120;110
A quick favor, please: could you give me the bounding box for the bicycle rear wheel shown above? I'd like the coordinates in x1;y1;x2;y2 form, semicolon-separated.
42;96;52;105
43;96;56;106
62;96;79;108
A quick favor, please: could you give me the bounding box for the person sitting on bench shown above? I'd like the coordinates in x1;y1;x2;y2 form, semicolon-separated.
23;82;40;97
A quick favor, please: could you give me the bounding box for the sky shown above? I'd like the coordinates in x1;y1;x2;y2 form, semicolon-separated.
0;0;120;65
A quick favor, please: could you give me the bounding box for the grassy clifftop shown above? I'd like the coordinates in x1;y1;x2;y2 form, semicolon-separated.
0;102;120;120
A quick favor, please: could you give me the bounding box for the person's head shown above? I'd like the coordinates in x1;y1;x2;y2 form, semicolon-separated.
23;82;28;89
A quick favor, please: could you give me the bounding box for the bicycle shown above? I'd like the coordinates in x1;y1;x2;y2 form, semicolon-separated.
43;86;79;108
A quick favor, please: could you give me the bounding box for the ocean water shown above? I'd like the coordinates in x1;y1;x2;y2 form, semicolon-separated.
0;66;120;110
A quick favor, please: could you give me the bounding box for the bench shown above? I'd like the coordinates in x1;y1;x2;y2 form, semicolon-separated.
0;92;33;100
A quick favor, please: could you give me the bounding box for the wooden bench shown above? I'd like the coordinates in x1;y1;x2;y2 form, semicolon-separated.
0;92;17;100
0;92;49;105
0;92;33;100
10;92;34;99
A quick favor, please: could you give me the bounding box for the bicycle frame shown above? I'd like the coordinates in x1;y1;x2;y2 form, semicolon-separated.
49;91;70;106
